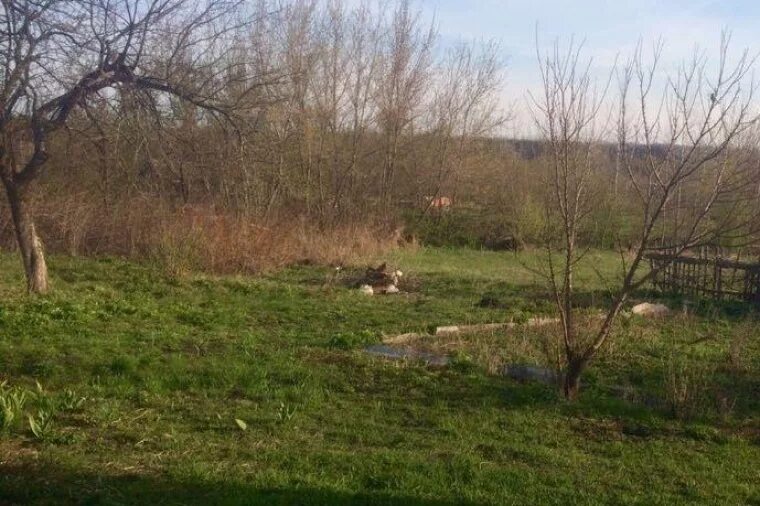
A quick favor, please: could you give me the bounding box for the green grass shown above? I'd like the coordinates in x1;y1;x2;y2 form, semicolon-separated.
0;248;758;505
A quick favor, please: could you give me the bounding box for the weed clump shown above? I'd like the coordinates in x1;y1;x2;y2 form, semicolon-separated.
0;381;85;441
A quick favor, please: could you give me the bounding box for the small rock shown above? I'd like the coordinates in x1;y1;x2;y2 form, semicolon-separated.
631;302;670;317
359;284;374;296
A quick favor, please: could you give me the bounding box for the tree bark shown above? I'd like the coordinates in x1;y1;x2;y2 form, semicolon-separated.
2;179;49;294
563;359;583;400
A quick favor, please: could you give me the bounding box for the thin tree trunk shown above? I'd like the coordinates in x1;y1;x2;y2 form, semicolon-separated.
3;179;49;294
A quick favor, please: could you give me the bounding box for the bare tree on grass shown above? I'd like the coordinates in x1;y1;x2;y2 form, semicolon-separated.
421;41;507;216
531;33;760;399
0;0;252;293
377;0;435;216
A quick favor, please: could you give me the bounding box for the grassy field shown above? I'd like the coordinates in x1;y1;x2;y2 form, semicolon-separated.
0;248;758;505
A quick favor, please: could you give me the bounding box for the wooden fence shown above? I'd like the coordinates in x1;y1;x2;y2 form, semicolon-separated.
646;249;760;303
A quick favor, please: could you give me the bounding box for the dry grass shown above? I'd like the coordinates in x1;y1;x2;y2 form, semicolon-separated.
0;193;408;276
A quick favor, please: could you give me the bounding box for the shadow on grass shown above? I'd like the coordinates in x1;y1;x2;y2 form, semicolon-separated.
473;286;614;315
0;464;488;506
346;355;561;414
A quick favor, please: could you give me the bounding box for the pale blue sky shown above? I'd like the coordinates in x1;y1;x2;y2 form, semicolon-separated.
414;0;760;131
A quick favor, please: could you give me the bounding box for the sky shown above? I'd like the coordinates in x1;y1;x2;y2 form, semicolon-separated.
413;0;760;134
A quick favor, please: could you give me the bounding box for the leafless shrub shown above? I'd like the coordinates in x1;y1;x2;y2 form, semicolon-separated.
0;193;405;277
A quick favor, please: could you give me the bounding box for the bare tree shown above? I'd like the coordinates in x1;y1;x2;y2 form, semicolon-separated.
421;41;506;215
376;0;434;215
531;33;759;399
325;0;382;219
0;0;252;293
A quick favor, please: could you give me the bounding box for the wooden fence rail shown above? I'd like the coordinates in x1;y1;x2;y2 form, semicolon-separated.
646;252;760;303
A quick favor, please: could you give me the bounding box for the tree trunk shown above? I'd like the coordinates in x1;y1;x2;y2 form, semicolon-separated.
562;359;583;400
3;180;49;294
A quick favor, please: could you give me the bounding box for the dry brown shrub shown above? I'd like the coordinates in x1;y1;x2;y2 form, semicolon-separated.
0;193;407;276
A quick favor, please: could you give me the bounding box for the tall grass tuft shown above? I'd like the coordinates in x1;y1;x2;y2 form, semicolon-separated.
664;353;715;421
